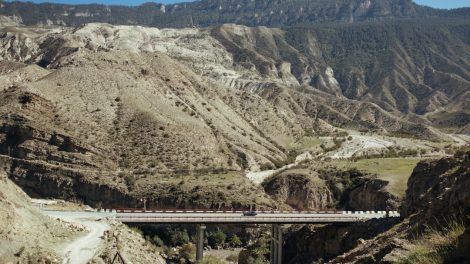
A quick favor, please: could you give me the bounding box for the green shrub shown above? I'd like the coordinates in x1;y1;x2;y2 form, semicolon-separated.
207;229;227;248
229;234;243;247
151;235;164;247
169;229;190;246
124;175;136;188
129;227;143;236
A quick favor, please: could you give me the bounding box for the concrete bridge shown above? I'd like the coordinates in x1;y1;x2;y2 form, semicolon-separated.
115;209;400;263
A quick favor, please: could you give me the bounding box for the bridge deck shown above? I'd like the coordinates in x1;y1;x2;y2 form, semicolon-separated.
40;210;400;224
116;211;400;224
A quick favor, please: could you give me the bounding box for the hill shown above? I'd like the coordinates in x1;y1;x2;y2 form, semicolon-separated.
2;20;461;208
0;0;468;28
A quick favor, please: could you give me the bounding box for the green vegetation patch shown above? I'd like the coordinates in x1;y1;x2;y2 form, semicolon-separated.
330;158;422;197
288;136;323;152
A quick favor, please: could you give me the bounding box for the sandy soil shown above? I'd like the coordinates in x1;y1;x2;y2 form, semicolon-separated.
39;211;111;264
328;135;394;159
61;220;109;264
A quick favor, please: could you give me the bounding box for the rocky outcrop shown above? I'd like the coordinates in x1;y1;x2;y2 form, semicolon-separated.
262;166;400;211
331;150;470;263
345;179;400;211
0;170;74;263
284;218;400;264
0;31;39;62
263;166;401;263
402;150;470;223
318;167;400;211
262;171;334;210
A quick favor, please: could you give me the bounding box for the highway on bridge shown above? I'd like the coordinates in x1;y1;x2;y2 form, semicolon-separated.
42;209;400;224
115;210;400;224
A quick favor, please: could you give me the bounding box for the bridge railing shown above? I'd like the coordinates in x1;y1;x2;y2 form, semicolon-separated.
115;208;400;215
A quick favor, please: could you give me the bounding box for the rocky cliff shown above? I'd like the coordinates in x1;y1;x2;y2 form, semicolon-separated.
284;218;399;264
332;149;470;263
274;150;470;263
262;166;400;211
262;170;335;210
402;150;470;222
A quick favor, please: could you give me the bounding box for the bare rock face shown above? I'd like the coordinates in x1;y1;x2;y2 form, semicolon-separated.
402;150;470;222
345;179;400;211
262;166;400;211
262;171;334;210
0;170;72;263
0;32;39;62
283;218;400;264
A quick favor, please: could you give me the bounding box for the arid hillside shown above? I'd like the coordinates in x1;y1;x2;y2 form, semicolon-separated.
0;170;73;263
0;18;467;209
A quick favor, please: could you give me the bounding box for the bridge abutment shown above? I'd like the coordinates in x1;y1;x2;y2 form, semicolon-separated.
270;224;283;264
196;224;206;261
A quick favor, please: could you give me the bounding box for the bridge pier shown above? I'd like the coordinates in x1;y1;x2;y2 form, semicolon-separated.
270;224;283;264
196;224;206;261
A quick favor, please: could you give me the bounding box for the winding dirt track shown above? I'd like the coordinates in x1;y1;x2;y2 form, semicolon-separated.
41;210;110;264
61;220;109;264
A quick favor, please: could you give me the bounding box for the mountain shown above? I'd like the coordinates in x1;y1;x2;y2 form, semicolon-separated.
2;18;462;208
211;19;470;128
0;1;469;262
0;0;468;128
0;0;467;28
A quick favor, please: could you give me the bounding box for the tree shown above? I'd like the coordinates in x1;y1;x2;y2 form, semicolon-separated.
207;229;227;248
169;229;190;246
229;234;242;247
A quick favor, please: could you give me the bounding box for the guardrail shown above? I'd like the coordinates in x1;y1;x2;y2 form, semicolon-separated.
117;216;367;223
115;209;400;215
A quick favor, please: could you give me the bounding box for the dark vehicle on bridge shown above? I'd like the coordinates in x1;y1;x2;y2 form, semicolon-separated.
243;211;257;216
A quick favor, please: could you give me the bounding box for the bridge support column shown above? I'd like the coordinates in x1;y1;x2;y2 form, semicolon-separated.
196;224;206;261
270;224;283;264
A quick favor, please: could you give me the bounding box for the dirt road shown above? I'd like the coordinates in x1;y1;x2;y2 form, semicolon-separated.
61;220;109;264
42;211;111;264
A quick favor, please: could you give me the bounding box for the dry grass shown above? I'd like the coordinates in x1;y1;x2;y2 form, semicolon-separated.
288;136;323;152
135;171;275;207
398;221;466;264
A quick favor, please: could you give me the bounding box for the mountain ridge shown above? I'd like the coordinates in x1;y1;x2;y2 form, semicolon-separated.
0;0;469;28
